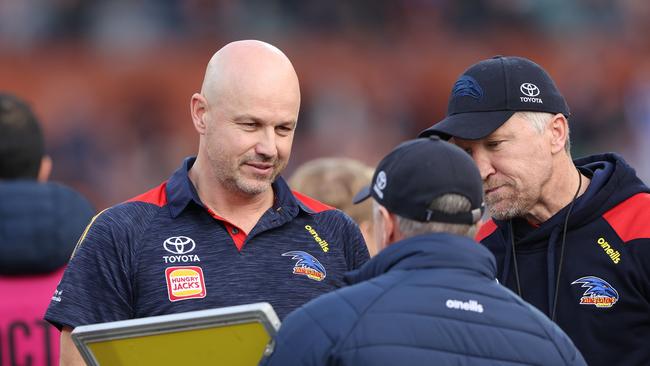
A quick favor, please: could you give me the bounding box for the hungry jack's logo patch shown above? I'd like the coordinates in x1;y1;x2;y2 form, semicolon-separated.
165;266;206;302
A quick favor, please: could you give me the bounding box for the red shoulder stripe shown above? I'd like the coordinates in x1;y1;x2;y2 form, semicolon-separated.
292;191;335;213
126;182;168;207
603;193;650;243
475;219;498;242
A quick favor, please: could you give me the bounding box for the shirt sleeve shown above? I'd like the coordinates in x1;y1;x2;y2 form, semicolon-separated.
44;208;136;330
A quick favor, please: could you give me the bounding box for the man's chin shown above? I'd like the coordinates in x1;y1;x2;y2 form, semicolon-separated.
236;178;274;196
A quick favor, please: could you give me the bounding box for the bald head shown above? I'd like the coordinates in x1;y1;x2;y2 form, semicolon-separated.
200;40;300;107
189;40;301;198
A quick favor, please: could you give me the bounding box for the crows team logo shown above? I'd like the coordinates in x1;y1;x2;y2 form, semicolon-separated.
282;251;326;281
571;276;619;308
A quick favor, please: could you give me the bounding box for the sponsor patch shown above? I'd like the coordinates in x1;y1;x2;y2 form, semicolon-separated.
165;266;207;302
162;236;201;263
282;251;326;281
571;276;618;309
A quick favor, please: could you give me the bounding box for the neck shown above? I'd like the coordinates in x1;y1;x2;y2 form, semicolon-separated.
189;156;274;233
524;156;590;225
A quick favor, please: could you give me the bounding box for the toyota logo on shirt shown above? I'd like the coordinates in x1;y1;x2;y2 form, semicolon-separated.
164;236;196;255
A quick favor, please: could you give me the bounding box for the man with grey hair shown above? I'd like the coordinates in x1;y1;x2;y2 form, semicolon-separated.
419;56;650;366
261;136;585;366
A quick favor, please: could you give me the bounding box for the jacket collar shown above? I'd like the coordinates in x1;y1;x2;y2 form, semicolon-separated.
345;232;497;285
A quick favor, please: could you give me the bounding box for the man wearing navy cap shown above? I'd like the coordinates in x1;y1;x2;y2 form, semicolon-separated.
260;137;585;366
420;56;650;366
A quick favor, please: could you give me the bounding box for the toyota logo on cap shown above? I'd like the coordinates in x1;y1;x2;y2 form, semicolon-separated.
520;83;540;97
163;236;196;255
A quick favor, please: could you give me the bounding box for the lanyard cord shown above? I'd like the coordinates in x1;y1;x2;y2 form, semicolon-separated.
509;169;582;321
551;169;582;321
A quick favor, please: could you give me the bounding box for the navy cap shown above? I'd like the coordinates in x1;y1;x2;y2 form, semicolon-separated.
353;136;484;224
419;56;570;140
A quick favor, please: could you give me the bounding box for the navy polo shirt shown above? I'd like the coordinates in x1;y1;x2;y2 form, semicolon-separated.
45;157;369;329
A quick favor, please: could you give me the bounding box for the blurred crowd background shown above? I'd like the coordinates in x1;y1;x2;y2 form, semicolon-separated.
2;0;650;209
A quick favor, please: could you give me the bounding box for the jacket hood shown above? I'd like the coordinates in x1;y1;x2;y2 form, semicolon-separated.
345;232;497;285
0;181;94;275
485;153;650;316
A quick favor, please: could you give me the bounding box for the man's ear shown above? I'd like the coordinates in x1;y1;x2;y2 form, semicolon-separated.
548;113;569;154
378;205;402;246
190;93;209;135
37;155;52;183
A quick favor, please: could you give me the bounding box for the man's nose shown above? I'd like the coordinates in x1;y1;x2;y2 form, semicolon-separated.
255;128;278;158
472;150;496;181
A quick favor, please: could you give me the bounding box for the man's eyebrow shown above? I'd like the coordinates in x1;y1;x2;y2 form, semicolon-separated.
233;114;296;127
232;114;259;123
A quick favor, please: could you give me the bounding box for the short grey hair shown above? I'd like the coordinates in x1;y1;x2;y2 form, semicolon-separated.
391;194;477;238
515;111;571;153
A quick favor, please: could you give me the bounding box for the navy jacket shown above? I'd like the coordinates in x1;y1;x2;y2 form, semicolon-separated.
0;181;94;275
261;233;585;366
477;153;650;366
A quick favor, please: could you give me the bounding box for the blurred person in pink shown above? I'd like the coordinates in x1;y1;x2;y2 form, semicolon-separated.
289;158;378;256
0;93;94;366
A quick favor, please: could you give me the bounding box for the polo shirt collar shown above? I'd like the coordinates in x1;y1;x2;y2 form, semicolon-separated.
165;157;306;219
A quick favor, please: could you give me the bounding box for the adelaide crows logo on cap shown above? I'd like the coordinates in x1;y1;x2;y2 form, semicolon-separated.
452;75;483;100
282;251;326;281
571;276;619;308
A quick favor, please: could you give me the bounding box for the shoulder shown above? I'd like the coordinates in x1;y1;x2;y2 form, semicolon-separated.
126;182;168;207
292;190;335;213
296;277;387;336
293;190;360;233
603;192;650;242
475;219;499;242
73;183;168;254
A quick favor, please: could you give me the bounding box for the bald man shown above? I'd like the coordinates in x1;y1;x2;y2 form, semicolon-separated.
45;40;369;365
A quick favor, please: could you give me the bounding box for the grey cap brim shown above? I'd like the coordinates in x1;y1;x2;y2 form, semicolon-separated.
352;185;371;204
418;110;516;140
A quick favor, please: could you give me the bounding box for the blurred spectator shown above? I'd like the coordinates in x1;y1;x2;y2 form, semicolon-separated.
289;157;378;256
0;92;94;366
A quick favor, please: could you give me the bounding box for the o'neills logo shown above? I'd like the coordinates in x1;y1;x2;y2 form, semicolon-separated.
165;266;206;302
304;225;329;253
446;299;484;313
597;237;621;264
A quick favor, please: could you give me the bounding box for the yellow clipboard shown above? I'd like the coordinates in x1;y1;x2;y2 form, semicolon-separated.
71;302;280;366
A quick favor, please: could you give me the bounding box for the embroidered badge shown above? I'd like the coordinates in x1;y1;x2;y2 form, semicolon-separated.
571;276;619;309
282;251;326;281
165;266;207;302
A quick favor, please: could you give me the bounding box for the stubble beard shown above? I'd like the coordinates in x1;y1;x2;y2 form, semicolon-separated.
220;155;285;196
485;183;530;221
